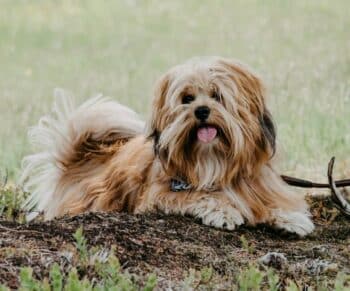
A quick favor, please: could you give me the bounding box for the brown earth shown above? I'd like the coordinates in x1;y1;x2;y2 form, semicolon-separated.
0;195;349;289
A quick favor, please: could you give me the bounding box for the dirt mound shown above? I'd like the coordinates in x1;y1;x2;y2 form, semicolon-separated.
0;196;349;289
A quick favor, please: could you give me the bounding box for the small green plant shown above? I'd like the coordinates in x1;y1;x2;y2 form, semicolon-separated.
73;226;89;264
143;274;157;291
49;263;63;291
240;235;255;254
238;264;264;291
334;272;350;291
200;267;213;284
19;267;51;291
65;268;93;291
236;265;350;291
2;253;157;291
18;265;84;291
267;268;280;291
181;266;214;290
0;184;26;221
182;268;196;290
285;279;299;291
95;251;135;290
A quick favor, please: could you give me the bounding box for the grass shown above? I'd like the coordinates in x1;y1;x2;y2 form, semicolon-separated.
0;0;349;180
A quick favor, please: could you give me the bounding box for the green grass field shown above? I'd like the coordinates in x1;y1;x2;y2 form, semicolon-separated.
0;0;349;180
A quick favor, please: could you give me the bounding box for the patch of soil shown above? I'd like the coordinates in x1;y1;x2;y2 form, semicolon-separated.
0;196;349;289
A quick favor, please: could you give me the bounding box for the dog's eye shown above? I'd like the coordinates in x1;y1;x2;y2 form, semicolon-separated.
182;95;195;104
212;91;221;102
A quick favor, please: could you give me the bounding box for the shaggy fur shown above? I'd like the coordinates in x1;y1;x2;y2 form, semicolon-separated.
21;57;314;236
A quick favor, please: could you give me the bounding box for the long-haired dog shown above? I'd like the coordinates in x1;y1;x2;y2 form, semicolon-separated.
21;57;314;236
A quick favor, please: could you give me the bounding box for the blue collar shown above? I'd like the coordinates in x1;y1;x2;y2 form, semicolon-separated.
170;178;193;192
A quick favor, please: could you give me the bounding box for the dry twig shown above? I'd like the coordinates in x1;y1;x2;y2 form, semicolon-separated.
327;157;350;216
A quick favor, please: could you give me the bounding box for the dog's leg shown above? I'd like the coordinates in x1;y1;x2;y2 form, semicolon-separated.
242;167;315;236
152;190;245;230
268;209;315;237
185;196;245;230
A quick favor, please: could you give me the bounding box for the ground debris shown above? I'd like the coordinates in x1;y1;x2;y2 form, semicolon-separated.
0;195;349;289
291;259;339;275
258;252;287;269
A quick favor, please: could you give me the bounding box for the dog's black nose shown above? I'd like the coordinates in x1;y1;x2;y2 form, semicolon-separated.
194;106;210;121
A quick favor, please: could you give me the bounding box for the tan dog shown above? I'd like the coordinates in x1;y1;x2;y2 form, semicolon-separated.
21;57;314;236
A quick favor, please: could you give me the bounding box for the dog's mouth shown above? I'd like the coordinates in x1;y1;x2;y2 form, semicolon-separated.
196;124;217;143
186;124;229;149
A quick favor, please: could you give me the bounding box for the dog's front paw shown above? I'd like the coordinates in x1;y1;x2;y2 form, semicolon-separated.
186;197;245;230
199;206;244;230
271;210;315;237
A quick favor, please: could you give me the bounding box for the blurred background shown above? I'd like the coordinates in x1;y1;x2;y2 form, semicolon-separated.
0;0;349;180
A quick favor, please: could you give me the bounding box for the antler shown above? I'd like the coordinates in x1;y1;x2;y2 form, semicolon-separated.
327;157;350;216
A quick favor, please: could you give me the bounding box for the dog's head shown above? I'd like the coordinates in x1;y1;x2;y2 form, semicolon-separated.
147;57;276;189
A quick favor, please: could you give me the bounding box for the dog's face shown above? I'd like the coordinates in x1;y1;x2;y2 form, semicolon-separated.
148;57;276;189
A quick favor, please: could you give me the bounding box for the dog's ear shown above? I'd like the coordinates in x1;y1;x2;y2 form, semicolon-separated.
149;129;160;155
217;58;266;113
259;108;276;157
217;58;276;156
146;72;171;152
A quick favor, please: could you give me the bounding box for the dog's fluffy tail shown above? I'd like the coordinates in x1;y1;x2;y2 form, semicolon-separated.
20;89;144;219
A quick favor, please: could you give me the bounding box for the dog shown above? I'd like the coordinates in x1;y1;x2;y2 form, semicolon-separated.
20;57;314;236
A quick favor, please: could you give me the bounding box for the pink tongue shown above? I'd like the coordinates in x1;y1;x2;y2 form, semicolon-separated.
197;126;217;143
